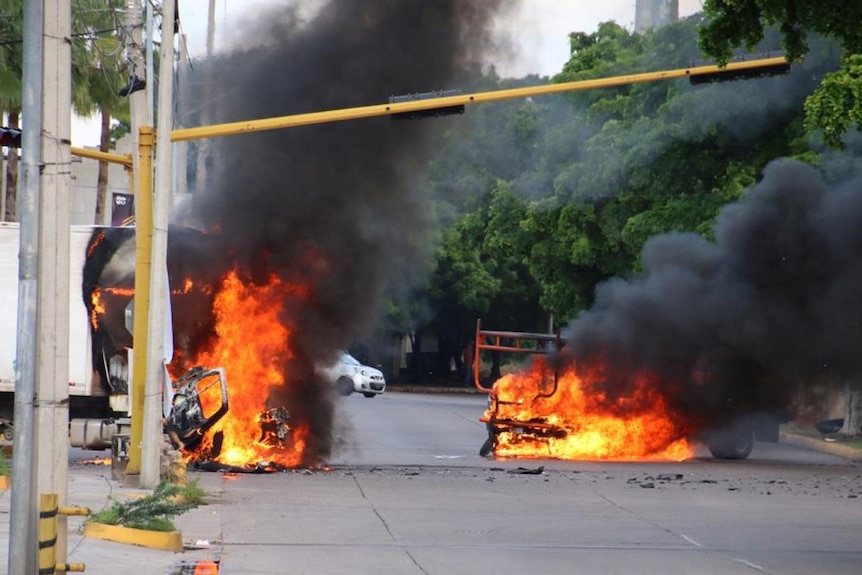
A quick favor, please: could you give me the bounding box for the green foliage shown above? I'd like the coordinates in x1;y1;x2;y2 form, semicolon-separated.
804;55;862;149
395;11;851;354
699;0;860;146
700;0;862;64
0;450;10;476
88;480;206;532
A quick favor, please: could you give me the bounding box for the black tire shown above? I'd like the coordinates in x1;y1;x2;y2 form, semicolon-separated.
708;426;754;460
362;392;377;398
336;377;354;397
479;436;494;457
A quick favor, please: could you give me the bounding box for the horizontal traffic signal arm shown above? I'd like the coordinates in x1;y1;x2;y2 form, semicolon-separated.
70;146;133;168
169;56;791;143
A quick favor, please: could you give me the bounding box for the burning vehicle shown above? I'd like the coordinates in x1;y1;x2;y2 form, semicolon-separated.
80;226;338;470
474;320;785;461
0;224;230;452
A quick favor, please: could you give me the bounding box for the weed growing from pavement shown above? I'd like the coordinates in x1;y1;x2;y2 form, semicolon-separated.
0;450;10;476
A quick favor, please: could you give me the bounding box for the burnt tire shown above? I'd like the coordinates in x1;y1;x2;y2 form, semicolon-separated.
479;436;494;457
708;426;754;460
336;377;354;397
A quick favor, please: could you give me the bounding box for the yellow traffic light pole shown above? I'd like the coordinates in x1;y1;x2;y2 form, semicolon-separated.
171;56;788;142
125;126;155;477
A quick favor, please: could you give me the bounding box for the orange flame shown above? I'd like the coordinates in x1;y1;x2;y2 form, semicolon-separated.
177;268;312;468
485;357;692;461
89;286;135;330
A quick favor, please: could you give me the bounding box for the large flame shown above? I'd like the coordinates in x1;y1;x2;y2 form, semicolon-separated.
485;357;692;461
174;268;312;468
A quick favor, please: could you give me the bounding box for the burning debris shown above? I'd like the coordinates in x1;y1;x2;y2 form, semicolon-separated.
258;406;293;448
481;159;862;461
477;331;693;461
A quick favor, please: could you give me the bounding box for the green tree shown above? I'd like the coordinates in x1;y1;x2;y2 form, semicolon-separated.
0;0;23;221
699;0;862;147
0;0;127;223
72;0;128;224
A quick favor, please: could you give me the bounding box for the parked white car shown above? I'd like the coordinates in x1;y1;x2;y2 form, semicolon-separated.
320;351;386;398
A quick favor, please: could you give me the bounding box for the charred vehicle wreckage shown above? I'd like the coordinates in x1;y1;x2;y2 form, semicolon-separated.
473;320;788;461
0;224;233;451
0;224;320;468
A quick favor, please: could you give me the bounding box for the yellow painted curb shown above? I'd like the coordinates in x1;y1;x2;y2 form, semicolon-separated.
83;522;183;552
0;475;10;490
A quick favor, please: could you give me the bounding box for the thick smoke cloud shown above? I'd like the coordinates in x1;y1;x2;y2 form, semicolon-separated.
560;159;862;429
180;0;515;460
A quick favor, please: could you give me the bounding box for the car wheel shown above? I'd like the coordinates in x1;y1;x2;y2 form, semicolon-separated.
336;377;354;397
362;392;377;398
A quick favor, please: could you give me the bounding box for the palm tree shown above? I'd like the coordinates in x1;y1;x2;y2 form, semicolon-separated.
0;0;23;221
72;0;128;224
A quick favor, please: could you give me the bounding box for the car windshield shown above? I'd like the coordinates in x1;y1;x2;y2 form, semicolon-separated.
341;352;361;366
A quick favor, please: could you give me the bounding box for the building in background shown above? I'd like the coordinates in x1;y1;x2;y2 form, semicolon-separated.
635;0;679;33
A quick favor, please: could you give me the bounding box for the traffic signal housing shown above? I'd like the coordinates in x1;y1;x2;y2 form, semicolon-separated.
389;89;465;120
0;127;21;148
689;52;791;85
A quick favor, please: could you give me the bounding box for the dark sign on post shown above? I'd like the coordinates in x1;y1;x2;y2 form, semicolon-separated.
112;193;135;226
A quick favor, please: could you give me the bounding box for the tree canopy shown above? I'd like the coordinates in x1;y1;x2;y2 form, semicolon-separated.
699;0;862;147
385;13;849;382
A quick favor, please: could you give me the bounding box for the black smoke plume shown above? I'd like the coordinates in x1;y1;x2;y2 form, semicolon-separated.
176;0;515;462
558;159;862;431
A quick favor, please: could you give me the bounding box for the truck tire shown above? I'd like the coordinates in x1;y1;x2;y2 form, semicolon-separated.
708;424;754;460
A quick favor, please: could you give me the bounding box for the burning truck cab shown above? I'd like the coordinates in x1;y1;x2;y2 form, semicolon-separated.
473;320;785;461
0;224;229;453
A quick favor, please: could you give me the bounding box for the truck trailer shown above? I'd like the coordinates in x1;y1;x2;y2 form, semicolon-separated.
0;222;227;451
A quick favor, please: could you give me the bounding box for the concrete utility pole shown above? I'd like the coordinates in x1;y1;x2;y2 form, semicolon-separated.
194;0;217;193
35;0;73;562
125;0;150;480
141;0;177;488
8;0;44;571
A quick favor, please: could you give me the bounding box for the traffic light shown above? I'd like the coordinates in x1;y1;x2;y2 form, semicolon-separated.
689;53;791;85
0;127;21;148
389;89;465;120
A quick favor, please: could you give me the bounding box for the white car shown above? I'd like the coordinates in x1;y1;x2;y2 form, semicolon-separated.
320;351;386;398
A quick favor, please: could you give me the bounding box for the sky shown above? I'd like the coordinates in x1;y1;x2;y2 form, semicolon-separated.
71;0;704;146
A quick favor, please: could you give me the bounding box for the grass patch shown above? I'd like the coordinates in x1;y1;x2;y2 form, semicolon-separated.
783;423;862;449
0;450;10;476
88;480;205;532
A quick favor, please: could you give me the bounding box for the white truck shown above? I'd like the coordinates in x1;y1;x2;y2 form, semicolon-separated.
0;222;227;450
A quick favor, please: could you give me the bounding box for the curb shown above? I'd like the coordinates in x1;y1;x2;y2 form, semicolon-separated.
781;432;862;462
83;522;184;552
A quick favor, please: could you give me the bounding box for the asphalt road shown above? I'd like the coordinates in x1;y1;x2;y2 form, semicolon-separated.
37;391;862;574
304;390;862;575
